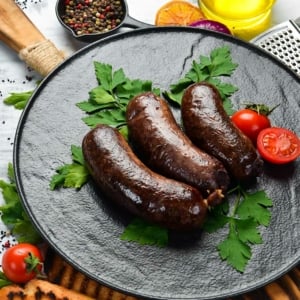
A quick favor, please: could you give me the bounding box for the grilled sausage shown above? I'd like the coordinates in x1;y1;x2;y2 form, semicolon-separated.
181;82;263;182
126;92;230;199
82;124;209;231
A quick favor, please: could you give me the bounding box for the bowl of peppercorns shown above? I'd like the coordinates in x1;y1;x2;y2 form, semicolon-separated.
56;0;151;42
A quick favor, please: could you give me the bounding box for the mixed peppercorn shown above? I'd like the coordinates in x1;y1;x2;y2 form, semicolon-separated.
61;0;125;36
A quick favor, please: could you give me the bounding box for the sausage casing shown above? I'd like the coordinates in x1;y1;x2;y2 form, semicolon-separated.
126;92;229;198
181;82;263;182
82;124;208;231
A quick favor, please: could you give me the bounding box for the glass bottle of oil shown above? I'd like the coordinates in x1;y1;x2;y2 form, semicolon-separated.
199;0;276;40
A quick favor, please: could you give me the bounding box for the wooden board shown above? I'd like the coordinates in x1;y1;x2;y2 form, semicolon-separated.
46;251;300;300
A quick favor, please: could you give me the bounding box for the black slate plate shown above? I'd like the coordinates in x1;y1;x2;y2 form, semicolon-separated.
14;27;300;300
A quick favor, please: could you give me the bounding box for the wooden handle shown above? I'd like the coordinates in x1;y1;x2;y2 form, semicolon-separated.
0;0;45;52
0;0;65;77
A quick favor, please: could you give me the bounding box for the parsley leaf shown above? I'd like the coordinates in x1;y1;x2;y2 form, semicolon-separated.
218;226;251;273
235;218;263;245
90;86;115;104
63;164;89;189
209;46;239;76
237;190;273;226
0;272;12;288
0;163;41;244
77;62;160;132
71;144;86;165
76;101;110;113
3;90;33;110
204;185;272;272
94;62;127;91
82;107;127;128
49;145;89;190
164;46;238;115
121;218;168;247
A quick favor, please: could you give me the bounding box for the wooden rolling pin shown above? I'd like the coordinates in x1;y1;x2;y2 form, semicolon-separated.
0;0;65;76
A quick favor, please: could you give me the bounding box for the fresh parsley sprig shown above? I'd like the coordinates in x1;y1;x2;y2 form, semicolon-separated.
164;46;239;115
0;163;41;244
76;62;160;132
3;90;33;110
203;185;273;272
49;145;89;190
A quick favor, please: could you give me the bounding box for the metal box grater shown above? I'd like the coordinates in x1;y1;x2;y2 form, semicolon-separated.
251;18;300;77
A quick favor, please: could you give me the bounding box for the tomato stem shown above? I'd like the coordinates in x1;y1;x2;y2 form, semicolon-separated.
243;102;280;116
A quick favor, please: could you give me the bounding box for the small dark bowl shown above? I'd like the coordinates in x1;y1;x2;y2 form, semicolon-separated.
55;0;152;43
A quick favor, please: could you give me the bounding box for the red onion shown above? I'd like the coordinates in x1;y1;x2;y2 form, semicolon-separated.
189;19;232;35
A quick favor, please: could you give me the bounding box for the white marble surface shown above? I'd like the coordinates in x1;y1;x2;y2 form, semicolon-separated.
0;0;299;261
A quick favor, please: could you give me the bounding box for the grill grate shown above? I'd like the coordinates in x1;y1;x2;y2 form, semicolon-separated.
251;20;300;77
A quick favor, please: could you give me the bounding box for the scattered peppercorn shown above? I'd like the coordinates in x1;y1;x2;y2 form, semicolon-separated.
16;0;44;10
61;0;125;36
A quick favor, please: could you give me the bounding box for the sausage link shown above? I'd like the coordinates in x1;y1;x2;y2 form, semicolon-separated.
82;124;208;231
181;82;263;182
126;92;229;199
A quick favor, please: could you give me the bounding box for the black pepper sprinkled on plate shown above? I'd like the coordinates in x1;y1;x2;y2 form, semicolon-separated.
62;0;125;36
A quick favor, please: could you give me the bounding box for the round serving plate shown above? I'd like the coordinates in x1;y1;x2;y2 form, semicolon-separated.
14;27;300;300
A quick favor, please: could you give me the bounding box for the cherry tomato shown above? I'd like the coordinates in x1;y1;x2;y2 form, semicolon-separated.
231;109;271;144
2;243;43;284
257;127;300;164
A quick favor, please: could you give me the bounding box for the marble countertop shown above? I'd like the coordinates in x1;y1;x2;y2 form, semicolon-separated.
0;0;299;271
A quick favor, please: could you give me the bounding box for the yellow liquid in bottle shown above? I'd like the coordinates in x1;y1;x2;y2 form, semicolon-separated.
199;0;276;40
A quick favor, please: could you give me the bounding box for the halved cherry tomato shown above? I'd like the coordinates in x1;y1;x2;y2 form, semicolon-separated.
2;243;44;284
257;127;300;164
231;108;271;144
